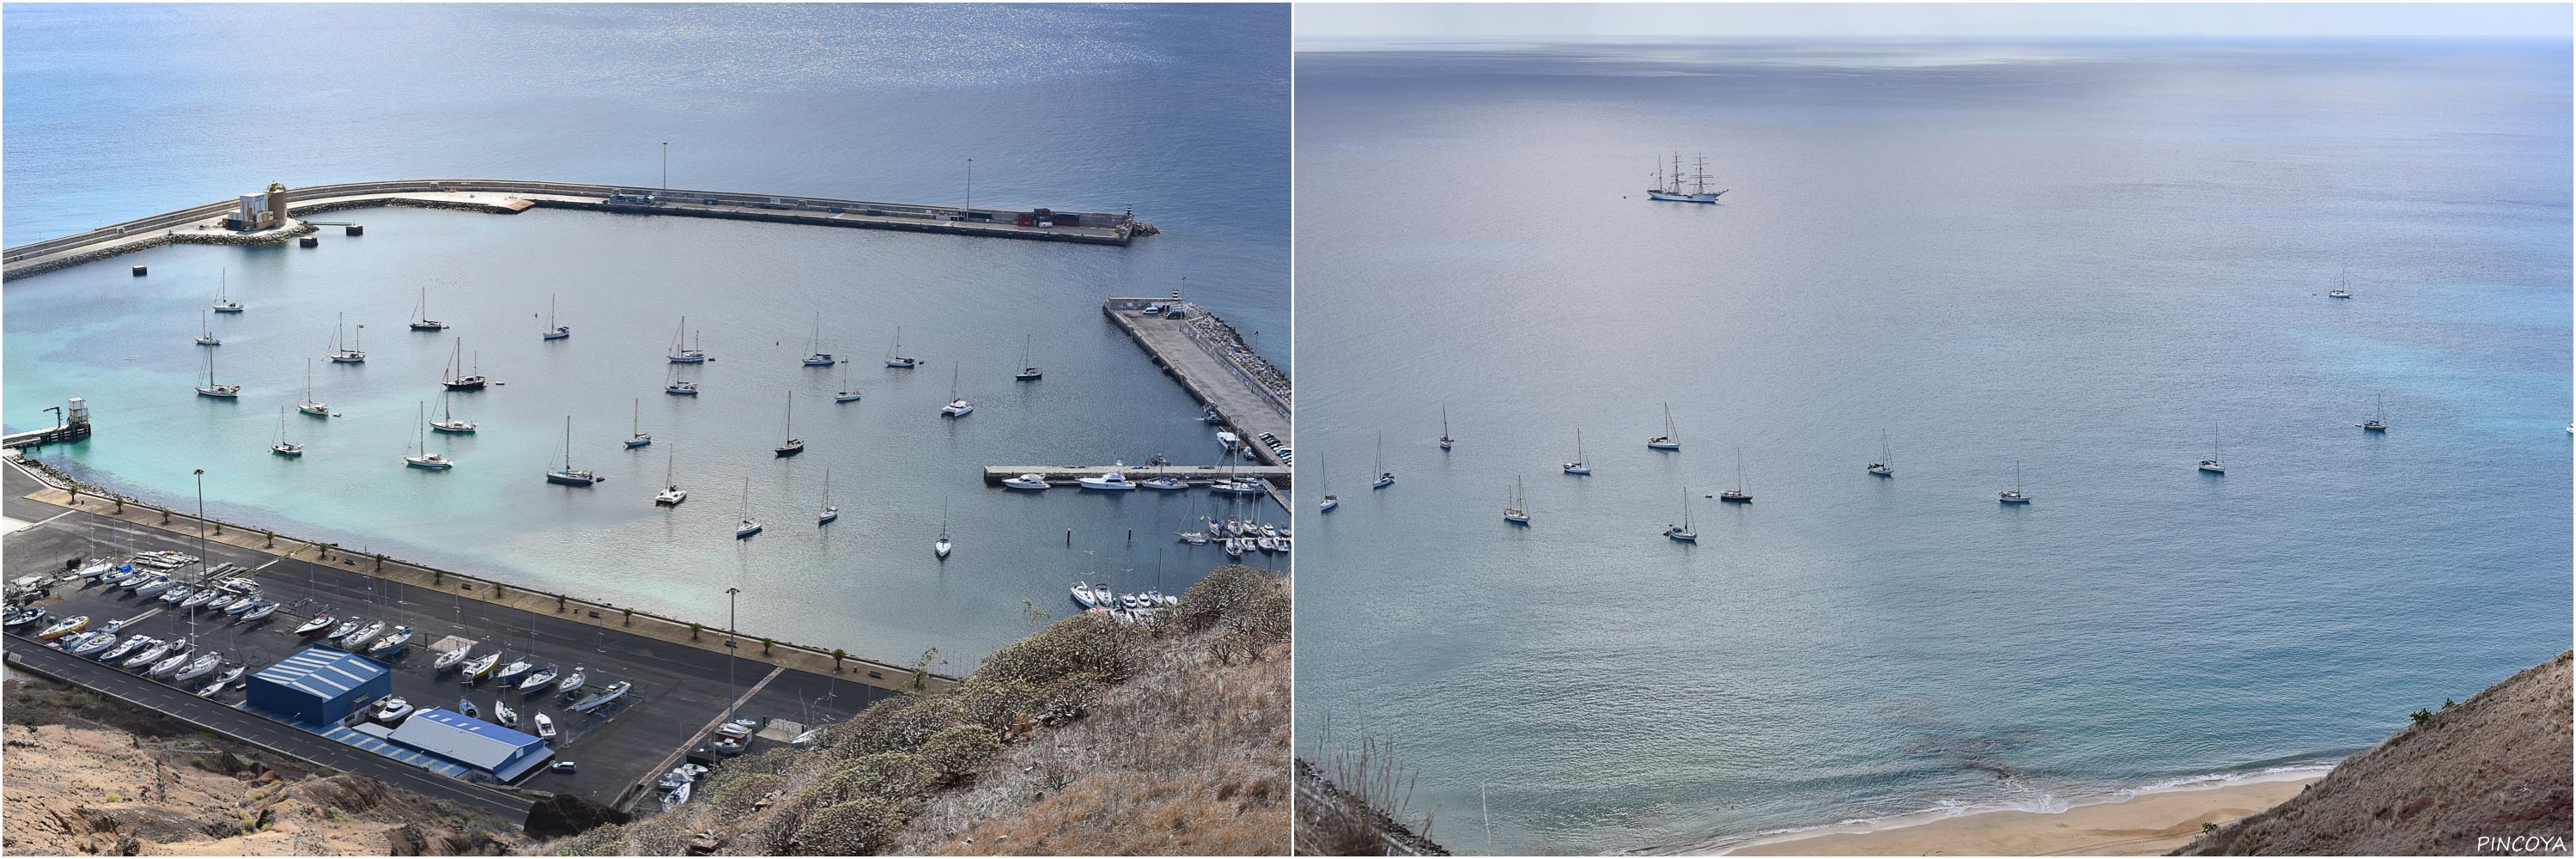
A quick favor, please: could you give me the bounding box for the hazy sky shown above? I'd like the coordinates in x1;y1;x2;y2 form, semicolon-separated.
1294;3;2573;42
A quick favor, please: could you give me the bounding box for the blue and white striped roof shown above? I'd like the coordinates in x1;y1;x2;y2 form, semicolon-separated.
251;646;387;698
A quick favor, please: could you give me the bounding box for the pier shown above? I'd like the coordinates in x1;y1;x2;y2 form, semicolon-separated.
981;464;1291;486
1;397;94;450
1103;297;1291;467
3;179;1148;281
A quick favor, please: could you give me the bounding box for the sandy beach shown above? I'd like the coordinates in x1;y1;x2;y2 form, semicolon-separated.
1723;775;2326;856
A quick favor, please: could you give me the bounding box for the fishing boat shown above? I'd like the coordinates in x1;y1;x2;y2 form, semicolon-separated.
817;469;839;525
940;365;973;417
325;313;367;362
1015;335;1042;380
1563;429;1589;475
368;625;414;656
1648;403;1681;450
802;313;835;365
568;679;631;713
196;309;221;346
2199;426;2226;474
404;403;456;470
409;287;448;330
434;643;473;673
295;613;336;636
734;478;762;539
494;659;534;686
272;406;304;457
519;664;560;695
212;269;244;313
540;294;570;340
342;621;387;652
463;652;501;680
1868;430;1894;476
555;668;586;698
1645;152;1726;204
546;417;600;485
775;393;805;456
884;326;920;368
440;340;488;390
1504;475;1530;524
1003;473;1048;490
835;364;862;402
654;446;688;506
2358;393;2389;431
1373;435;1395;487
1666;488;1699;541
195;349;241;398
458;698;480;718
1999;460;2033;504
624;399;652;448
1718;448;1752;502
175;652;224;682
666;317;706;362
534;712;556;739
495;698;518;728
429;393;476;433
1078;469;1136;490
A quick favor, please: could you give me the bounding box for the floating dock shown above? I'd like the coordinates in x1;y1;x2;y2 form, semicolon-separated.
981;464;1291;486
3;180;1146;280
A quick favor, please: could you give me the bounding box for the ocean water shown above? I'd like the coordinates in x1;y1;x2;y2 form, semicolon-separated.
1291;40;2570;854
2;3;1287;664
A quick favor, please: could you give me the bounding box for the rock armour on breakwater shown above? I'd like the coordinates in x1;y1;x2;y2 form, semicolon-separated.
3;222;320;282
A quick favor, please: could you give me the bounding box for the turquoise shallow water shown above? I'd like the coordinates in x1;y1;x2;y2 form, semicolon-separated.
3;3;1287;664
1291;39;2570;853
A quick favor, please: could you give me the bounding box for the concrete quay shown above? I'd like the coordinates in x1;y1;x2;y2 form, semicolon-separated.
980;463;1292;486
1102;298;1292;468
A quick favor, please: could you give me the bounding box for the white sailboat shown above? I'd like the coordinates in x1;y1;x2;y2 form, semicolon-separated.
299;359;331;417
404;402;454;469
2357;393;2389;431
933;499;952;558
546;417;598;485
1563;429;1589;475
1999;460;2032;504
1372;434;1394;488
1717;448;1751;502
940;365;973;417
1868;430;1893;476
2198;426;2226;474
654;445;688;506
775;392;805;456
1016;335;1042;381
212;268;244;313
540;294;570;339
803;313;835;365
326;314;366;362
1503;475;1530;524
409;287;447;331
1645;152;1726;204
1318;456;1339;512
667;317;706;362
1438;406;1453;450
835;364;861;402
195;348;240;398
1665;488;1697;541
1647;403;1680;450
817;468;839;525
2327;267;2353;299
430;392;477;433
885;325;920;368
625;399;652;448
195;309;220;346
665;362;698;396
270;406;303;457
733;478;761;539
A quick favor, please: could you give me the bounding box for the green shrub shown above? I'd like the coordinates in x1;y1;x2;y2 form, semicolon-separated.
792;796;902;856
920;724;1002;780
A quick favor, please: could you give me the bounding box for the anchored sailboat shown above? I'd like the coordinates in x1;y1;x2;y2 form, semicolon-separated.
299;359;331;417
404;402;453;469
1504;475;1530;524
940;365;974;417
409;287;447;331
195;349;240;398
1563;429;1590;475
1439;407;1454;450
1868;430;1893;476
211;268;244;313
429;392;477;433
775;392;805;456
546;417;598;485
734;478;761;539
195;309;220;346
1016;335;1042;381
2198;426;2225;474
540;294;569;339
271;406;303;457
1645;152;1726;204
440;340;487;390
1717;448;1751;502
835;363;862;402
326;314;366;362
2357;393;2389;431
667;317;706;362
1647;403;1680;450
803;313;835;366
1665;488;1697;541
1319;456;1339;512
654;445;687;506
1999;460;2032;504
1372;434;1394;488
818;468;839;525
934;499;952;558
625;399;651;448
885;325;920;368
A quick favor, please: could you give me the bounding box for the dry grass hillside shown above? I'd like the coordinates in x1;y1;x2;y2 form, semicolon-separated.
2174;650;2573;856
0;674;520;856
533;564;1291;856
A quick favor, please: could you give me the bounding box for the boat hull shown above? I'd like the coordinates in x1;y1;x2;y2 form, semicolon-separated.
1646;190;1722;203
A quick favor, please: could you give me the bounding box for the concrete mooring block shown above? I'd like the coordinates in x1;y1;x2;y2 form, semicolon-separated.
298;235;319;248
131;265;148;277
344;224;363;236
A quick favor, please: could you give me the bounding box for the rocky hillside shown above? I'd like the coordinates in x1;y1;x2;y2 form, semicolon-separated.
1;673;519;856
2174;650;2573;856
535;564;1291;856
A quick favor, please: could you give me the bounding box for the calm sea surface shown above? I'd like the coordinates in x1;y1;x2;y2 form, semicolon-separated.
1292;40;2570;854
2;3;1286;664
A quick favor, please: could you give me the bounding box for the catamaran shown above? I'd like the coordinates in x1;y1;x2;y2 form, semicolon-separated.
1645;152;1726;204
196;349;240;398
1999;460;2032;504
1373;435;1394;488
326;313;366;362
1504;475;1530;524
1868;430;1893;476
211;268;245;313
196;309;221;346
1666;488;1698;541
667;317;706;362
546;417;598;485
440;341;487;390
775;392;805;456
654;446;687;506
885;325;920;368
271;406;304;457
409;287;447;331
800;313;836;365
430;393;477;433
1648;403;1680;450
625;399;651;448
540;294;570;340
2357;393;2389;431
1563;429;1590;475
1718;448;1752;502
299;359;331;417
404;402;455;470
1016;335;1042;381
734;478;761;539
817;468;839;525
940;365;974;417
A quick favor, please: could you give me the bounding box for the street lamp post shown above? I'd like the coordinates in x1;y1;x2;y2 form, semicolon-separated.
964;157;973;217
662;142;669;191
724;587;740;727
191;469;204;647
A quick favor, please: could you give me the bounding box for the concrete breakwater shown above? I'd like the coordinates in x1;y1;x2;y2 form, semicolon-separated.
3;179;1146;281
1103;298;1293;467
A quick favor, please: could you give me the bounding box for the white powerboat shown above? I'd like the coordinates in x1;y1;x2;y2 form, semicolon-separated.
535;712;556;739
1072;582;1099;608
374;697;414;723
1078;471;1135;490
1003;473;1048;490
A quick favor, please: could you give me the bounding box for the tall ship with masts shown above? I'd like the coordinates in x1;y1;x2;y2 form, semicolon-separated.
1645;151;1726;204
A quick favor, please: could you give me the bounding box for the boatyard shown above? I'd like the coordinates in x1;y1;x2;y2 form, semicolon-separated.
0;460;915;819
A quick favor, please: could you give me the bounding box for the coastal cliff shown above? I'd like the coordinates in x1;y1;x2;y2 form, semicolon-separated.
2174;650;2573;856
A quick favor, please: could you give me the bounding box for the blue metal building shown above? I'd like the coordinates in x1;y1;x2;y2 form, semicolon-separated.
385;709;554;782
243;646;390;726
